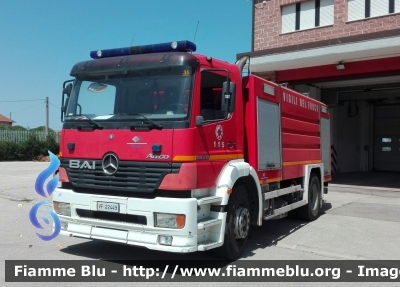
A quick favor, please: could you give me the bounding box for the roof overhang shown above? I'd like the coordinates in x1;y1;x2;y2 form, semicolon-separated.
250;35;400;72
238;29;400;73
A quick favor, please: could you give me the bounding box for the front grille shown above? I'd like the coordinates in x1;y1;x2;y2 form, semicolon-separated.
76;209;147;225
61;159;180;193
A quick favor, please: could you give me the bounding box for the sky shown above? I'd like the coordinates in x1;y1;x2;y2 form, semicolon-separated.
0;0;252;131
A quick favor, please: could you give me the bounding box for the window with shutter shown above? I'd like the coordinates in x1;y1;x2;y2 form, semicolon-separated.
281;0;334;33
348;0;397;21
395;0;400;13
300;1;315;30
348;0;365;21
320;0;334;26
371;0;390;17
282;4;296;33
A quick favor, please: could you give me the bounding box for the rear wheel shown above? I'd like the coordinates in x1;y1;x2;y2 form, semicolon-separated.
213;185;250;260
297;174;320;221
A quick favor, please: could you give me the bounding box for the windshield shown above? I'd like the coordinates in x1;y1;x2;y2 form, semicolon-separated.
65;66;194;124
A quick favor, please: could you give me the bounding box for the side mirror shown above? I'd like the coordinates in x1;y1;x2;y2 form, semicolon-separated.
61;81;73;122
221;81;236;113
63;83;72;97
195;115;204;126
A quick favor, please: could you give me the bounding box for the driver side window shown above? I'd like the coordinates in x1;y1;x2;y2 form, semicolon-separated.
200;71;226;121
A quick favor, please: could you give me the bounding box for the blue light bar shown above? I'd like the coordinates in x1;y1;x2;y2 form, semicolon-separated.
90;40;196;59
90;47;130;59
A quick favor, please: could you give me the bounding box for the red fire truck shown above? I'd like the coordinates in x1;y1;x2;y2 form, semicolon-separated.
54;40;331;259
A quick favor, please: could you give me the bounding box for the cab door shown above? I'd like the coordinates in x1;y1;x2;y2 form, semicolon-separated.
194;69;238;170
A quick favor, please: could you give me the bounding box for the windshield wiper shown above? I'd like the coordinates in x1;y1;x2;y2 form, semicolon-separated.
76;115;104;130
115;113;163;130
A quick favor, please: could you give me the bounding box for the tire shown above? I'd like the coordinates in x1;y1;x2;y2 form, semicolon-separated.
296;174;320;221
212;185;250;260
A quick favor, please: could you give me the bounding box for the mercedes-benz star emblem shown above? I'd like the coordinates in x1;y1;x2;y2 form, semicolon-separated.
102;153;119;175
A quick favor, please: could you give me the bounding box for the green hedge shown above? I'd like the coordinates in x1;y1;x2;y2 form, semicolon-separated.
0;132;59;161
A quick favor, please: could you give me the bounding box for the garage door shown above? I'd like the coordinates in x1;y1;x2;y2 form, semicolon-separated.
374;105;400;172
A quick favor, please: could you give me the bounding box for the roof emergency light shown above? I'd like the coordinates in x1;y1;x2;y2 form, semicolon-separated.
90;40;196;59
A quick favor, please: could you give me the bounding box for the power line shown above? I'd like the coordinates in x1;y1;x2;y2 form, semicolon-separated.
12;102;43;114
0;98;44;103
49;102;60;109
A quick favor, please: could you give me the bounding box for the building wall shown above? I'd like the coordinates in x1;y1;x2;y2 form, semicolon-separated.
250;0;400;174
254;0;400;51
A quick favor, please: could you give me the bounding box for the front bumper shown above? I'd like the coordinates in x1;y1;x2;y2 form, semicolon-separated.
53;188;224;253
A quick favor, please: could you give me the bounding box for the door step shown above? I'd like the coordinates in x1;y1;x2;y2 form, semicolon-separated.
197;240;223;251
264;200;307;220
197;196;222;205
197;217;222;229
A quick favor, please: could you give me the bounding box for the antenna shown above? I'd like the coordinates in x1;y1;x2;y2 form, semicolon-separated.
193;21;199;42
129;34;135;47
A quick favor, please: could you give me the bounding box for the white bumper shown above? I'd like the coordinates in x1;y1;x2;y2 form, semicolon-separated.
53;188;203;253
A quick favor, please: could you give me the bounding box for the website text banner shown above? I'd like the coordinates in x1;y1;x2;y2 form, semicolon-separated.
5;260;400;282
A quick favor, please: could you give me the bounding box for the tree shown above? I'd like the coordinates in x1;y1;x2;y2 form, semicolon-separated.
10;125;27;131
0;125;27;131
29;126;55;133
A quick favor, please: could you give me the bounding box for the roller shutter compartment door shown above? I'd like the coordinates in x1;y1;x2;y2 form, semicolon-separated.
374;105;400;172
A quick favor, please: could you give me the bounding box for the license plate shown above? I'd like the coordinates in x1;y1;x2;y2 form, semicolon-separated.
97;202;119;213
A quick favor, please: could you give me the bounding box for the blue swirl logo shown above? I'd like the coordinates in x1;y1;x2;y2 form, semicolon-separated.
29;151;61;241
34;152;60;198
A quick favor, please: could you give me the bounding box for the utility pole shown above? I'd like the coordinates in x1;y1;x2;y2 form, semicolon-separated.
45;97;49;134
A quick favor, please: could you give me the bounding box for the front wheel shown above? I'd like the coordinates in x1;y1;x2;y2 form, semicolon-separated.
297;174;320;221
213;185;250;260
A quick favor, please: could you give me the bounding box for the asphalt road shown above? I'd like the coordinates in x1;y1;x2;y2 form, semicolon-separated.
1;162;400;286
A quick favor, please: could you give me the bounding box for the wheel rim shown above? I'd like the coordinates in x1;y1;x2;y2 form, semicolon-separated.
233;206;250;240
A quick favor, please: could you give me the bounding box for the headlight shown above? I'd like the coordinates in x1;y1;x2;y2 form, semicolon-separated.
154;213;185;229
53;201;71;216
